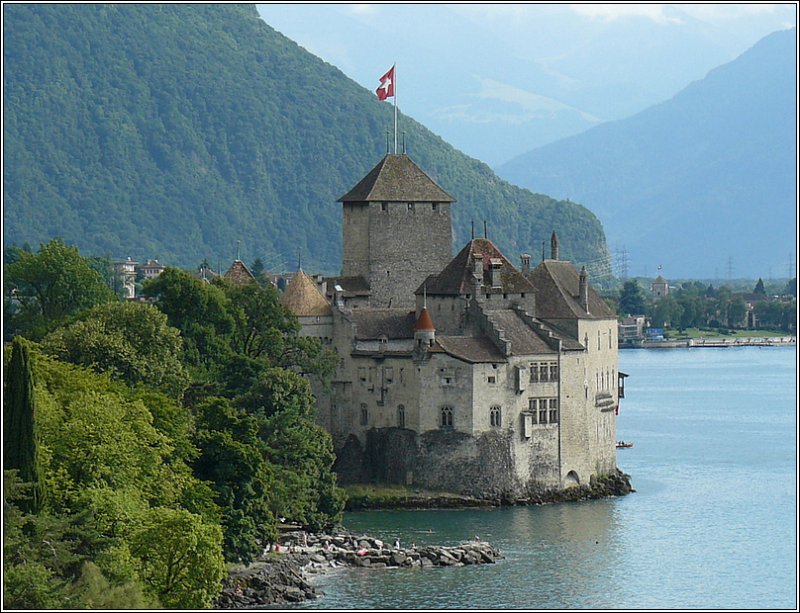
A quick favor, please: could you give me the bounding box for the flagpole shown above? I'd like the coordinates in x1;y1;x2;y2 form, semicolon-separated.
393;63;398;154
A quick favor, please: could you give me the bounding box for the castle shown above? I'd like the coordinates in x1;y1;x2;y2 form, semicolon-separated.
280;154;623;500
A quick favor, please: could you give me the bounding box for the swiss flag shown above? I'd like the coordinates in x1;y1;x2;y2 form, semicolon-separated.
376;66;394;101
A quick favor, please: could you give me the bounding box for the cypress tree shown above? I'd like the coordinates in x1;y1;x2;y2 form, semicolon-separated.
4;337;41;511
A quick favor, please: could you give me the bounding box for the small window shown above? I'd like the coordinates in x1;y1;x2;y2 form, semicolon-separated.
432;202;438;211
407;202;414;212
360;404;369;426
549;399;559;424
487;375;496;384
549;363;559;382
397;405;405;428
490;406;502;428
381;202;388;211
539;408;548;424
440;406;453;428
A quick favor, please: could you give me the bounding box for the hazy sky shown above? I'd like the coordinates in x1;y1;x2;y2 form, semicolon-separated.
258;3;797;165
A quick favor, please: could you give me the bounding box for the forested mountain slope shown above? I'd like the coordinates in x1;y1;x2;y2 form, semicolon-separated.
4;4;608;275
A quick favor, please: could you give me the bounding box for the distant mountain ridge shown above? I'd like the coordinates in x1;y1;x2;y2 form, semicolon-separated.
497;28;797;279
3;4;608;276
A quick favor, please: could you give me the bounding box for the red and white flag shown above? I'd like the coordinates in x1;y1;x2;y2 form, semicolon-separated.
376;66;395;101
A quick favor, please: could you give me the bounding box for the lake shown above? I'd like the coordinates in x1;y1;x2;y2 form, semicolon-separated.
298;346;797;609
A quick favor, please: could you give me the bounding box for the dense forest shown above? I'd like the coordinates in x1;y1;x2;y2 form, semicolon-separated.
4;4;608;275
4;239;344;608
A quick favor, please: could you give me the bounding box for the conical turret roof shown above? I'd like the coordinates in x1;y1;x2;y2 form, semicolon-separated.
414;306;435;331
339;154;455;203
280;270;332;317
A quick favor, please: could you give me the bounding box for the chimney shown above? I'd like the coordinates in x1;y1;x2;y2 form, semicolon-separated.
550;232;559;261
520;253;531;274
579;266;589;313
490;258;503;289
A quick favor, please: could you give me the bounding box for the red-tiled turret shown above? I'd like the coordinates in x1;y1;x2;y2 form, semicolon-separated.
414;306;436;331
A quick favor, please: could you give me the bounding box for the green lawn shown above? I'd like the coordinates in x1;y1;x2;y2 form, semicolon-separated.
667;327;790;340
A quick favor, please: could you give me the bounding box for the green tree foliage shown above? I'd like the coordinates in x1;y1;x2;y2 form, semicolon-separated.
3;239;117;339
128;507;225;609
753;278;766;295
618;280;647;316
41;301;189;397
3;346;225;608
3;337;42;512
3;4;608;273
142;268;235;373
236;368;345;531
194;397;277;564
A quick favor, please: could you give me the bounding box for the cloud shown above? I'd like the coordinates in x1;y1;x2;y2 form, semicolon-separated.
568;4;683;24
429;77;602;125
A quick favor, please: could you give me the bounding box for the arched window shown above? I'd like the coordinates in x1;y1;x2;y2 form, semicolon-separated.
440;406;453;428
490;406;502;428
397;404;405;428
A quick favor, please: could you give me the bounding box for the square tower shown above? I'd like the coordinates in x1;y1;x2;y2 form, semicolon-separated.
339;154;455;308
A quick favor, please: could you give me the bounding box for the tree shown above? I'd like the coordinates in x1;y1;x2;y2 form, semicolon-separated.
194;397;277;564
142;268;235;372
3;238;117;339
128;507;225;609
235;368;345;530
3;338;42;512
753;278;766;296
41;301;188;397
618;280;647;316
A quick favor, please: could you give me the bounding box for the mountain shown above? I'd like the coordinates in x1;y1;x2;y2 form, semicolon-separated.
3;4;608;278
497;28;798;279
258;3;797;166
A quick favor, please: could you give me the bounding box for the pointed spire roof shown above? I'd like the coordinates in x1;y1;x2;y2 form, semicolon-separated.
280;270;332;317
224;260;256;286
416;238;535;296
339;154;455;203
414;306;435;331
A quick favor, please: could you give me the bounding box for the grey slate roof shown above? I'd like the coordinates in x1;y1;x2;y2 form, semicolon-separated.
528;260;616;320
488;310;558;355
339;154;455;203
350;309;416;340
418;238;535;296
434;335;506;363
324;275;370;298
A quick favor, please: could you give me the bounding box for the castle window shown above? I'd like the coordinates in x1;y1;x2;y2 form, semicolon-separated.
360;404;369;426
385;366;394;383
549;399;559;424
432;202;438;211
487;375;496;384
549;363;559;382
440;406;453;428
381;202;388;211
490;406;502;428
539;407;548;424
397;405;405;428
407;202;415;212
609;328;613;349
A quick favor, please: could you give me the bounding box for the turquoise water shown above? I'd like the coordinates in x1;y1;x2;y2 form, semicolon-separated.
299;346;797;609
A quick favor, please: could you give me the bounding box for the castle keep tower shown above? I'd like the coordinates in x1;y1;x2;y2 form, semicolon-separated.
339;154;455;308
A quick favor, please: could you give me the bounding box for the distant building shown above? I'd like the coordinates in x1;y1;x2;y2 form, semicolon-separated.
139;259;166;280
619;315;648;346
280;154;625;500
114;257;138;299
224;259;256;286
651;275;669;301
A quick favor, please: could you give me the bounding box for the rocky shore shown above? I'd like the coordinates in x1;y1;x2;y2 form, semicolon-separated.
215;530;503;608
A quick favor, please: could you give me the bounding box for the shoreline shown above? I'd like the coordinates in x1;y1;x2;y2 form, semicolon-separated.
622;335;795;349
214;530;503;608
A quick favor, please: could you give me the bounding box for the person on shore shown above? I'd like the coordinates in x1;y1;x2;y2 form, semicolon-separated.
394;538;401;549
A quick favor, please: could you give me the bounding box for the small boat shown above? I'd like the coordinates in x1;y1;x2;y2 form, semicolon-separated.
616;441;634;449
